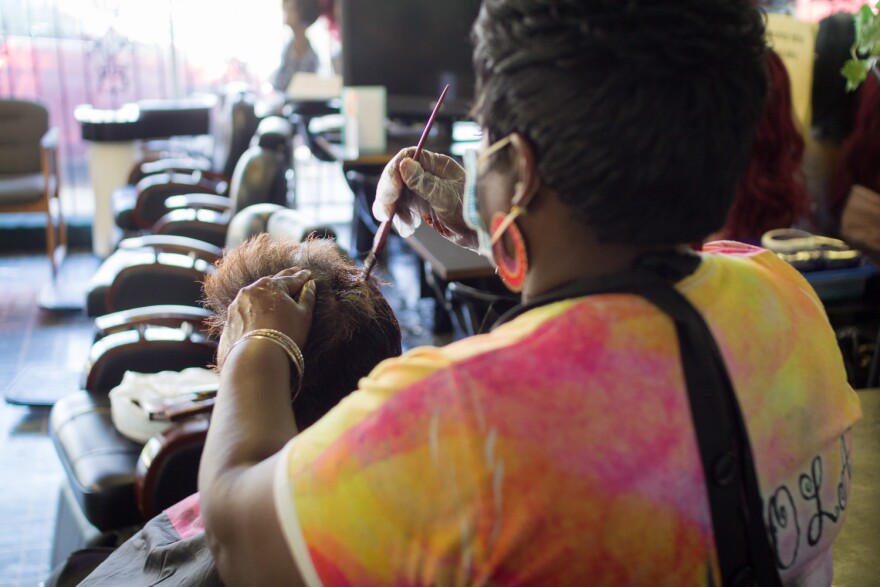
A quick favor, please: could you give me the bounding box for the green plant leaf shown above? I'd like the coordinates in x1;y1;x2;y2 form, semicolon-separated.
842;4;880;89
842;58;871;92
855;4;880;56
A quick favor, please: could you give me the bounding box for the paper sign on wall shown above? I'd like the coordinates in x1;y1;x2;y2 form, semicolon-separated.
765;12;819;131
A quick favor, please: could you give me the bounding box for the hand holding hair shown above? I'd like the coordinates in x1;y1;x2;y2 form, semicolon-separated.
223;267;317;355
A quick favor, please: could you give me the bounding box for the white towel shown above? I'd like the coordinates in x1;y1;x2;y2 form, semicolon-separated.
109;367;220;443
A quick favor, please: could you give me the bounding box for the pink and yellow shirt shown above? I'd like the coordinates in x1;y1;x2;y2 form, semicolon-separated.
274;242;862;586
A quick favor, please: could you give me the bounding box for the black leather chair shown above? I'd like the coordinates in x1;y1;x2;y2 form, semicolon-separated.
151;116;296;246
48;303;217;564
85;116;296;317
113;112;294;235
111;88;262;236
50;388;211;562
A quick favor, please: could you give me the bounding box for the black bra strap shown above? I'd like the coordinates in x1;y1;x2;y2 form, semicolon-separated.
493;252;782;586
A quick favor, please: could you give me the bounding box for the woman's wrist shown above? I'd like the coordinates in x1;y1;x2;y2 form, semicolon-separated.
226;329;305;400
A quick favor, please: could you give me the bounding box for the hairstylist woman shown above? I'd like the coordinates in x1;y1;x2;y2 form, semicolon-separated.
199;1;861;584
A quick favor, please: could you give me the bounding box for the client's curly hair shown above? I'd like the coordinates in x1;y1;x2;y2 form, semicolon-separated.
202;234;402;429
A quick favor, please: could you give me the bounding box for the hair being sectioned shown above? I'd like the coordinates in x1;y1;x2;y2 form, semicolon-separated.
470;0;769;245
202;234;402;429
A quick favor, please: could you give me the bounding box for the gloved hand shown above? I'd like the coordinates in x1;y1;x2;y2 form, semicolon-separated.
373;148;477;249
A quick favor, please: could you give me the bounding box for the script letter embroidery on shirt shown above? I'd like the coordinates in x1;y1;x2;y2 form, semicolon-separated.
765;434;851;568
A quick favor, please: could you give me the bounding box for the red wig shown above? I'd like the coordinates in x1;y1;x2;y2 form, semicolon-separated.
830;70;880;232
714;50;810;243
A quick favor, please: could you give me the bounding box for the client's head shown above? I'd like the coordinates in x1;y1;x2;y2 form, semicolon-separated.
202;234;402;429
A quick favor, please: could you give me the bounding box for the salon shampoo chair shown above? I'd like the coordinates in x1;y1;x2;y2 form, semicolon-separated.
127;85;260;185
111;108;283;242
111;88;261;235
49;308;217;564
85;117;295;317
151;116;295;246
50;389;211;566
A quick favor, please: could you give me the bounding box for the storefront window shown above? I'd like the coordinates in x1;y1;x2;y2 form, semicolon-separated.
0;0;331;207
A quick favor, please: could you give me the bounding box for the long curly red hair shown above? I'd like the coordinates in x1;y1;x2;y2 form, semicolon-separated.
713;50;810;243
830;71;880;232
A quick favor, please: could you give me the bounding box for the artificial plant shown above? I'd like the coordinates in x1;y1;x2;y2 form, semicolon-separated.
842;2;880;90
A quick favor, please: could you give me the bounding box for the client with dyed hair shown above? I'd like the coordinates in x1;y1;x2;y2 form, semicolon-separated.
203;234;401;430
47;234;401;587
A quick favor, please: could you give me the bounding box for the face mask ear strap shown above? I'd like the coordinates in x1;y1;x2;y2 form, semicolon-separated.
509;132;540;209
477;134;514;164
491;136;540;244
490;205;525;244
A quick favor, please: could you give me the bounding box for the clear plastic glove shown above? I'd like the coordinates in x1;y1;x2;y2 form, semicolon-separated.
373;148;477;249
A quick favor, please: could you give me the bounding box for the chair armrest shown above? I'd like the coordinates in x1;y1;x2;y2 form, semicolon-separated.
117;234;223;262
164;193;231;212
40;127;60;150
94;304;213;339
128;153;212;185
136;416;210;519
139;157;212;176
40;128;61;183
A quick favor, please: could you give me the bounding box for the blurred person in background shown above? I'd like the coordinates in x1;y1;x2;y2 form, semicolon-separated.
708;49;811;243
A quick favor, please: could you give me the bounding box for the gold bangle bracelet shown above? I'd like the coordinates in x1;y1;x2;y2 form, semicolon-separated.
228;329;305;399
242;329;304;376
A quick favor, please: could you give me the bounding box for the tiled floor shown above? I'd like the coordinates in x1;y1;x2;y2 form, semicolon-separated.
0;252;97;587
0;153;448;586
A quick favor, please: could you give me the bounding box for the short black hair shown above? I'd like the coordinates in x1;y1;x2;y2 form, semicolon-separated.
471;0;769;245
202;235;402;429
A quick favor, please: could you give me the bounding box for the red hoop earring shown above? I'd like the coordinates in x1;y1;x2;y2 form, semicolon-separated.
491;212;528;292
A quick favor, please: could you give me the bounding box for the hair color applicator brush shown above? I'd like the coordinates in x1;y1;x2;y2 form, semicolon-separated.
363;84;450;279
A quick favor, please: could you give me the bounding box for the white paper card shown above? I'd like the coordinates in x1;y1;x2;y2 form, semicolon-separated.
342;86;387;155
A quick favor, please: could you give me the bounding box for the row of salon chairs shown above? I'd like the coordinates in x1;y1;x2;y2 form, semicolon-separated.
47;99;333;566
87;109;294;317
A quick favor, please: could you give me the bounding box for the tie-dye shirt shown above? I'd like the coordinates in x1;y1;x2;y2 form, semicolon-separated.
274;241;862;586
